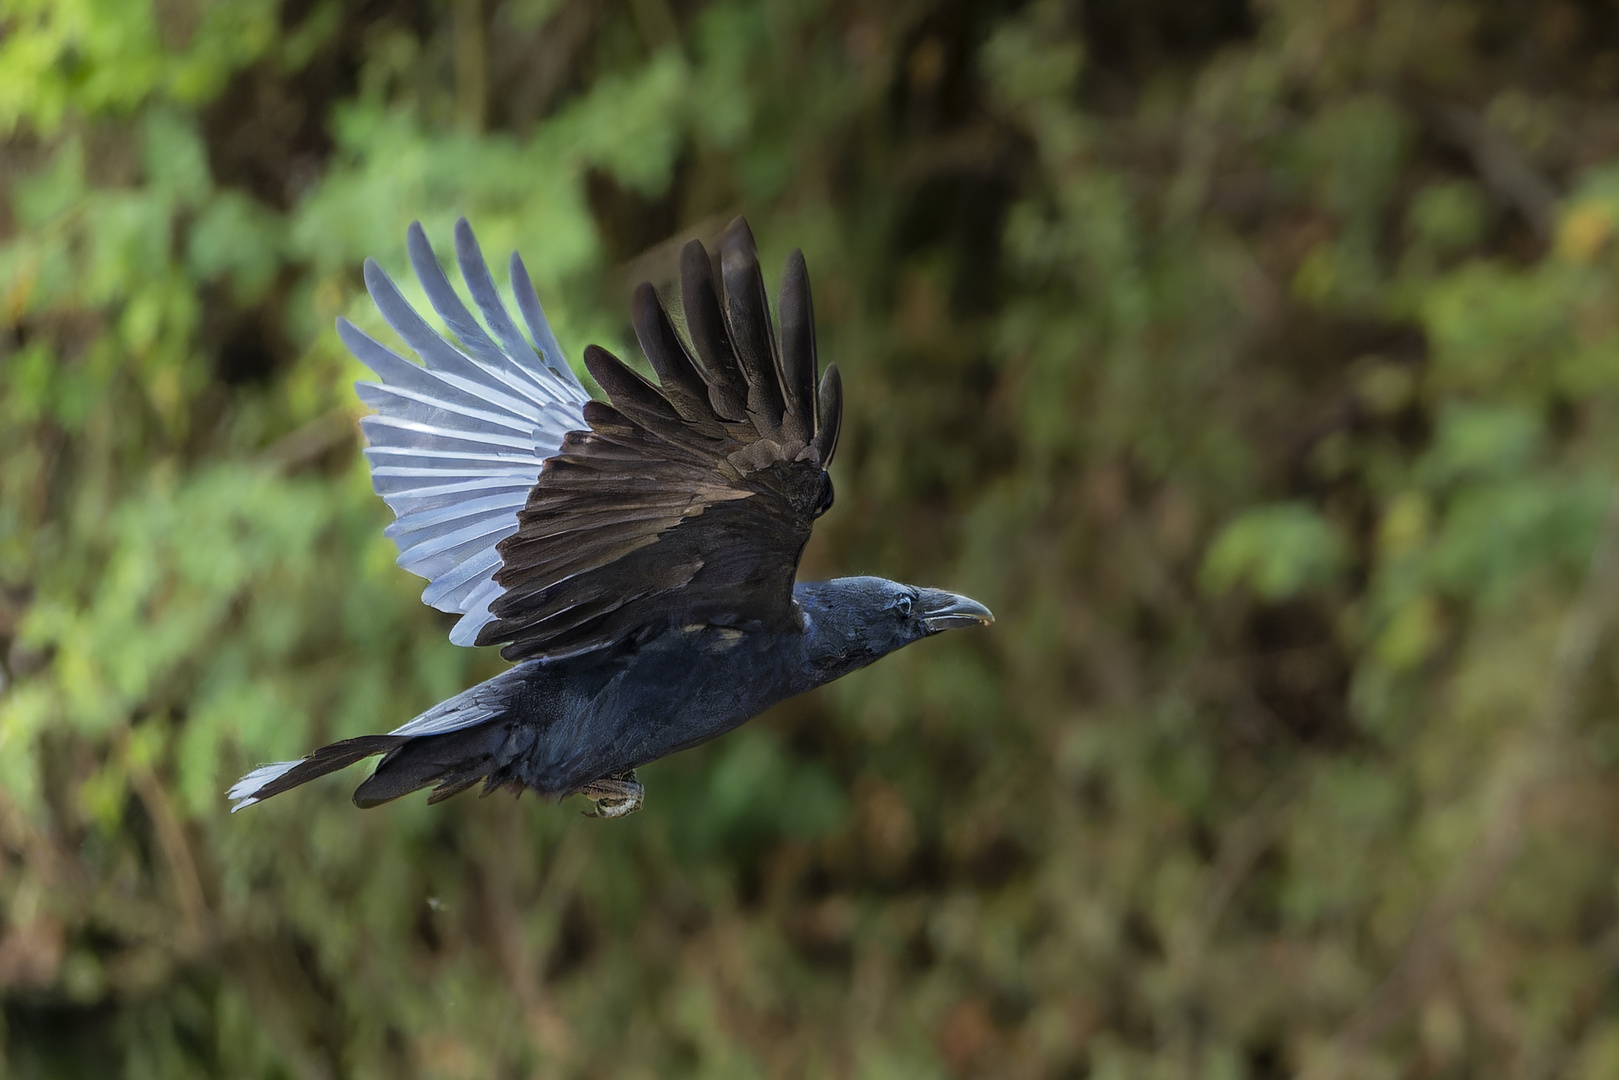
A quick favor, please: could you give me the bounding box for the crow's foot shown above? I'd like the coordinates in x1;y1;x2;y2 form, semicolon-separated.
577;770;643;818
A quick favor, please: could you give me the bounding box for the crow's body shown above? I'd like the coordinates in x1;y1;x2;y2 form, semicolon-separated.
230;219;990;815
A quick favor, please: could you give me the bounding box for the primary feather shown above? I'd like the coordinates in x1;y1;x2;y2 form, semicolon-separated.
344;220;588;646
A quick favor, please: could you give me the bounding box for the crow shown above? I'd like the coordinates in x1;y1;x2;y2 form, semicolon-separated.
229;217;992;817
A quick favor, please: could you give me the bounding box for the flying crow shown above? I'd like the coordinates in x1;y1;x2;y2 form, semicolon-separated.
230;218;992;817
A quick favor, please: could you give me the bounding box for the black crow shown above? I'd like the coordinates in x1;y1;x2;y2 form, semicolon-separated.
229;218;992;817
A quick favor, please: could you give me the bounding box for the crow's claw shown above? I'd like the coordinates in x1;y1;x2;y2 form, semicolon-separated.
577;770;643;818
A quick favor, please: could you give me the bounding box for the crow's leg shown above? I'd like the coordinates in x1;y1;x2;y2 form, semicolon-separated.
576;770;643;818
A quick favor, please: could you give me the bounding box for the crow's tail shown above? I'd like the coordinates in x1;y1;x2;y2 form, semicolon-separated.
351;724;513;808
228;735;407;811
227;723;516;811
228;664;538;811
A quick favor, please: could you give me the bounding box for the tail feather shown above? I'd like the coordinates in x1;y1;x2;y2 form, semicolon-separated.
351;723;510;808
424;775;486;804
229;735;407;811
228;662;537;812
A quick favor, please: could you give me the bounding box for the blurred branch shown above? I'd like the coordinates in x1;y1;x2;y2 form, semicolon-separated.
628;0;682;53
498;0;604;130
455;0;488;133
129;762;213;952
1199;764;1310;933
1417;97;1559;242
254;408;357;474
1303;490;1619;1079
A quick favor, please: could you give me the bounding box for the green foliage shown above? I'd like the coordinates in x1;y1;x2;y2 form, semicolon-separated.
1203;503;1348;600
8;0;1619;1077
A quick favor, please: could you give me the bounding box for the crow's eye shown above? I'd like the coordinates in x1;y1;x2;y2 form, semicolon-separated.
895;595;913;618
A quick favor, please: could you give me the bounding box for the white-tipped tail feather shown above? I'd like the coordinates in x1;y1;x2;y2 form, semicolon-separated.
228;760;303;812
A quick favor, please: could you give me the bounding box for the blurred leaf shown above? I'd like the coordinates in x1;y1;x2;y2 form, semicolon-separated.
188;191;284;300
1416;403;1542;488
1408;179;1489;253
1202;503;1348;600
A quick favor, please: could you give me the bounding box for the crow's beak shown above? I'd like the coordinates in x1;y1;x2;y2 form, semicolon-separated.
919;589;995;632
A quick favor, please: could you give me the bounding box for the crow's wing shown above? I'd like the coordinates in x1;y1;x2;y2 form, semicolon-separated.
342;219;591;648
479;217;843;661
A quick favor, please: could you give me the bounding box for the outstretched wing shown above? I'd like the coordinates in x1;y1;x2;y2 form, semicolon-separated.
341;219;590;647
479;217;844;661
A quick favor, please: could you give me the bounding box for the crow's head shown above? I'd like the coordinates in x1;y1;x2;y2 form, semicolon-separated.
797;576;993;679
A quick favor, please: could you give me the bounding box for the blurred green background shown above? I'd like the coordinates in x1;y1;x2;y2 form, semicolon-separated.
6;0;1619;1076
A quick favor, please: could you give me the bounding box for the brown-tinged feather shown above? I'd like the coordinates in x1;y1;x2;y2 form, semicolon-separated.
583;346;684;432
777;249;817;443
719;219;789;440
480;218;838;662
632;283;725;433
679;239;750;421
